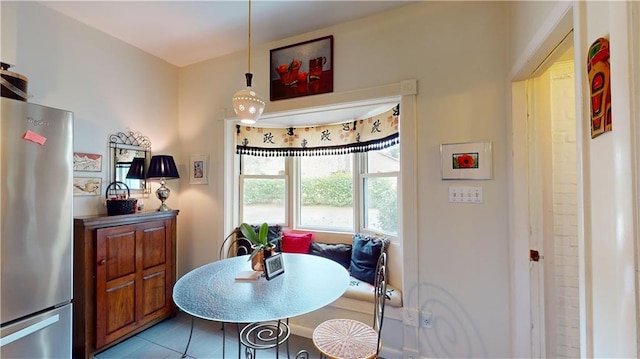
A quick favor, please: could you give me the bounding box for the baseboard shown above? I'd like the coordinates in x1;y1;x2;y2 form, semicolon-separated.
289;322;313;339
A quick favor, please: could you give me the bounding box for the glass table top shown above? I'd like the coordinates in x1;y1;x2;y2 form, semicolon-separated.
173;253;350;323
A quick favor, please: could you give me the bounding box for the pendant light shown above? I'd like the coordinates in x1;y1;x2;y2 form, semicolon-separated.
232;0;265;124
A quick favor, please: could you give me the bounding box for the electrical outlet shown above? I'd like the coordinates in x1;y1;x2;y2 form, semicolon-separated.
403;308;419;327
421;310;433;328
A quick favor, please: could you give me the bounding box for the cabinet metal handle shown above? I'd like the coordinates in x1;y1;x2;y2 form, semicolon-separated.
98;259;106;265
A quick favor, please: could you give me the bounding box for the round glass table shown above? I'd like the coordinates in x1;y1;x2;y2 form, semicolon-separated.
173;253;350;358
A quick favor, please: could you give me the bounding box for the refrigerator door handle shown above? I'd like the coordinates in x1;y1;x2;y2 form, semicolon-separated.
0;314;59;347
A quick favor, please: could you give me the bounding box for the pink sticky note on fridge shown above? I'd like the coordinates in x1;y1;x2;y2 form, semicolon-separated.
23;130;47;145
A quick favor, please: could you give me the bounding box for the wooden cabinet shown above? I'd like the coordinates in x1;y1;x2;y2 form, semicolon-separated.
73;210;178;359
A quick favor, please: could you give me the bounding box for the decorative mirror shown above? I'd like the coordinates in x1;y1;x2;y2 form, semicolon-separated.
108;131;151;196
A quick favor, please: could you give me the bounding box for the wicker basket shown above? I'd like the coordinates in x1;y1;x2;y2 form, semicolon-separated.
105;181;137;216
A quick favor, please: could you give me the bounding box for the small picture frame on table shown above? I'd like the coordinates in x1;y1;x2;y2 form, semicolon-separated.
440;141;493;180
189;154;209;185
264;253;285;280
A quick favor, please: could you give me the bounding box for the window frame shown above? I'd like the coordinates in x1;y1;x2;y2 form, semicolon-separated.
238;150;399;241
293;154;356;233
238;173;290;228
360;171;399;236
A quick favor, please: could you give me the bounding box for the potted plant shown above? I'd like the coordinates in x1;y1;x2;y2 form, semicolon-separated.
239;222;275;271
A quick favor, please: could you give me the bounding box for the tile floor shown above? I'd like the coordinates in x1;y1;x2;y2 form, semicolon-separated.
95;312;319;359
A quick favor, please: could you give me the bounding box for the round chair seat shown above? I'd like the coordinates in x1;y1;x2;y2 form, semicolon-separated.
312;318;378;359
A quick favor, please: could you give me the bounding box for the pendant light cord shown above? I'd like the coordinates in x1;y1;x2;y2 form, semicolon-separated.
247;0;252;74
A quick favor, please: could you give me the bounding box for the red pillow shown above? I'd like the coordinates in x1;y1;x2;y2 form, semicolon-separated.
281;232;314;253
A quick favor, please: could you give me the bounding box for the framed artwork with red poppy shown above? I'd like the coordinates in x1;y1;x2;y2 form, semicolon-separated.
441;142;492;180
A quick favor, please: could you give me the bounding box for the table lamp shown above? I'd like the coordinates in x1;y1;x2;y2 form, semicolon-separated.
146;155;179;211
126;157;146;179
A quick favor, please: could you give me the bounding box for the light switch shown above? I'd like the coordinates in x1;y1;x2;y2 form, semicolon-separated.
448;186;462;203
449;186;483;203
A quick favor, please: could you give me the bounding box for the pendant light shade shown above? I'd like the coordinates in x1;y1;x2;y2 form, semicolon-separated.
232;0;265;124
233;73;265;124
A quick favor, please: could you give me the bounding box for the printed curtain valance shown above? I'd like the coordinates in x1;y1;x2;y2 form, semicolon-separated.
236;104;399;157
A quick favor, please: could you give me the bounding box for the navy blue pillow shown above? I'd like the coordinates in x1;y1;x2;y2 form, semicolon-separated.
309;242;352;270
349;234;387;284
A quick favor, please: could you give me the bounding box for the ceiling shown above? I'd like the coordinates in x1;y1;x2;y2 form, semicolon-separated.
38;1;413;126
40;1;417;68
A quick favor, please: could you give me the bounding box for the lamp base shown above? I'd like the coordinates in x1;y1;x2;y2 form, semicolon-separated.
155;181;172;211
157;202;170;211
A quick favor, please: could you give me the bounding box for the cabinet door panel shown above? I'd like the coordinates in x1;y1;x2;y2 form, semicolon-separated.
96;225;138;348
106;280;135;334
142;271;166;316
142;225;167;269
104;229;136;281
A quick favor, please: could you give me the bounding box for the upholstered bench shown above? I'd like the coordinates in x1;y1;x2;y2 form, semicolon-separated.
283;231;403;308
234;225;403;307
344;276;402;308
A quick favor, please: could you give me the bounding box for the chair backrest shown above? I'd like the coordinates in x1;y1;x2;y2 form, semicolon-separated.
219;229;252;260
373;252;388;354
219;224;283;260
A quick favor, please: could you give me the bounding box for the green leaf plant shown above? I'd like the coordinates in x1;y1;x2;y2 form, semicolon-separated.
239;222;273;261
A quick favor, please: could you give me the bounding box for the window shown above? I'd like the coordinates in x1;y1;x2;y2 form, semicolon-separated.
299;154;354;230
239;143;399;237
361;143;399;235
240;157;288;225
236;103;399;238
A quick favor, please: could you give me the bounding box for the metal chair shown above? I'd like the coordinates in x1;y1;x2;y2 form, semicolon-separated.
220;228;253;260
181;229;252;358
312;252;388;359
229;225;291;359
245;349;309;359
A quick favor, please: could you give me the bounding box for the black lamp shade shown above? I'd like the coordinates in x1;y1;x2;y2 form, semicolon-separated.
147;155;180;180
125;157;146;179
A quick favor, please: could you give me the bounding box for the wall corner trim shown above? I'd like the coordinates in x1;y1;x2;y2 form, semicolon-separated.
400;79;418;96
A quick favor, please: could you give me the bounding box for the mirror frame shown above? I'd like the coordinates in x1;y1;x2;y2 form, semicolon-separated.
108;131;152;196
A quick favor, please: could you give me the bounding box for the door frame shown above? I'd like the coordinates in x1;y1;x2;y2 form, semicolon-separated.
507;2;579;357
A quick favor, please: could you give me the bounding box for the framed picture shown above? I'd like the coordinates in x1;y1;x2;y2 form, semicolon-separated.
263;253;285;280
73;177;101;196
73;152;102;172
441;142;493;180
189;154;209;185
270;35;333;101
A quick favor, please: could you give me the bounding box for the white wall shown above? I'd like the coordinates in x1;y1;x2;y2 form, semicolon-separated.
508;0;563;66
508;0;639;357
1;2;180;217
179;2;510;357
635;4;640;356
580;1;638;357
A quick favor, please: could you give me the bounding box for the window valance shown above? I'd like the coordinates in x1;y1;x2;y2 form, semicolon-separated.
236;104;399;157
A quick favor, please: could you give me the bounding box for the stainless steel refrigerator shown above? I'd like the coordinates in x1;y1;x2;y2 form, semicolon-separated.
0;97;73;358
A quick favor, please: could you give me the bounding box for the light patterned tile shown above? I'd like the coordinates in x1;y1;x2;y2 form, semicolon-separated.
95;336;160;359
101;312;318;359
